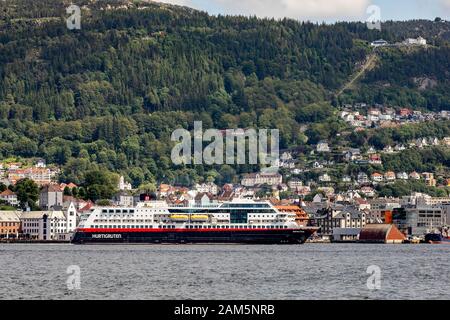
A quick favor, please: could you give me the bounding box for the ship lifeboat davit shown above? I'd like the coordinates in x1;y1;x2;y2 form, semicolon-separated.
191;215;209;221
170;214;189;221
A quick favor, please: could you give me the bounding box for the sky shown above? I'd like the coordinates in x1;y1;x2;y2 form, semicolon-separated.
157;0;450;22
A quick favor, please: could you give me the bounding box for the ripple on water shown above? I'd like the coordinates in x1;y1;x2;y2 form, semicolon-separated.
0;244;449;300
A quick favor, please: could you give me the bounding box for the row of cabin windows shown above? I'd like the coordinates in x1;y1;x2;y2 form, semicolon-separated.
100;209;168;214
186;225;289;229
101;209;136;214
91;225;289;229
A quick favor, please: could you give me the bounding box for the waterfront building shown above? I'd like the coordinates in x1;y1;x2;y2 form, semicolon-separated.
308;208;342;236
359;224;406;244
393;205;446;236
0;211;21;239
332;228;362;242
20;203;77;240
308;205;366;236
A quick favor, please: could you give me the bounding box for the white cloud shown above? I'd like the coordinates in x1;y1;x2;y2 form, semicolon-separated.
156;0;372;21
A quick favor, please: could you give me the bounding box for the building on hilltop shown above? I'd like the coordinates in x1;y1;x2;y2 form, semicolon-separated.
0;189;18;206
241;172;282;187
118;176;132;191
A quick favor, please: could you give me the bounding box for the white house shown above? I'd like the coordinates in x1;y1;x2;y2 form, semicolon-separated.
288;179;303;190
114;191;134;207
360;187;376;198
357;172;369;184
403;36;426;46
397;172;409;180
241;172;282;187
383;146;394;153
35;159;46;168
195;182;219;195
371;173;384;183
317;141;331;153
0;189;18;206
118;176;132;191
409;172;421;180
319;174;332;182
342;176;352;183
371;39;388;47
385;171;396;181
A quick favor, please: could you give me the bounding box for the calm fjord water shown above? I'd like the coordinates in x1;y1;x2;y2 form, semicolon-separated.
0;244;449;300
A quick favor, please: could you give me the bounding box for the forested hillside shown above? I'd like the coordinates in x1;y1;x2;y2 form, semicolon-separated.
0;0;449;187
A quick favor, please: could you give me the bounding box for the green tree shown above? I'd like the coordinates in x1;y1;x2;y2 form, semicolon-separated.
14;179;39;210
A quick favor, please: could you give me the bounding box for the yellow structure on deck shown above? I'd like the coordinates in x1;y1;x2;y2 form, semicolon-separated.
170;215;189;221
190;215;209;221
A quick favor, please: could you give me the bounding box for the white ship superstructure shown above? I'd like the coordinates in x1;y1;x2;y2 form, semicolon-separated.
73;199;317;244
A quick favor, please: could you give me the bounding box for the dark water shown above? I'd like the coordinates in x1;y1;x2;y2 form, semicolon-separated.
0;244;449;300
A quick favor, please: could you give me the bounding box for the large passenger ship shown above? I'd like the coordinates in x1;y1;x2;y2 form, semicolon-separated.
71;200;317;244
